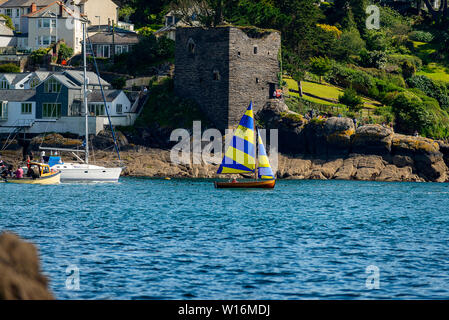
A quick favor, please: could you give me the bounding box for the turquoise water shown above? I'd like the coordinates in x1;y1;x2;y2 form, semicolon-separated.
1;178;449;299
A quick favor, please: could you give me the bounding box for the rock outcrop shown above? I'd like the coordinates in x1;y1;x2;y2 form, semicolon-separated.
0;232;53;300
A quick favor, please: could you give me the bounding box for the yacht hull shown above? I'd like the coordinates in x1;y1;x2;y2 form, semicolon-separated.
52;164;122;182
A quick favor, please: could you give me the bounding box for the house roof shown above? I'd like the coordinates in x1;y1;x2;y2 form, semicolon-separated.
87;32;140;45
63;70;110;87
0;23;14;36
0;89;35;101
87;90;122;102
25;1;83;19
32;70;51;81
41;74;81;89
0;0;54;8
87;25;135;34
0;73;30;85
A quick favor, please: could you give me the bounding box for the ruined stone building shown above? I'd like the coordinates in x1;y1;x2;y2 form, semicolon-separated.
174;26;281;131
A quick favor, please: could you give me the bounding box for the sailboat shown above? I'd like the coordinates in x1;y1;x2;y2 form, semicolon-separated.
214;102;276;189
41;22;122;182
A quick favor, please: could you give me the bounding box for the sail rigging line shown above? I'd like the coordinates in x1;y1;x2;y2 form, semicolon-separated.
85;31;121;162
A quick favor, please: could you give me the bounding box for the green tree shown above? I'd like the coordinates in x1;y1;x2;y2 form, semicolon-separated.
339;87;363;112
309;56;332;83
0;63;20;73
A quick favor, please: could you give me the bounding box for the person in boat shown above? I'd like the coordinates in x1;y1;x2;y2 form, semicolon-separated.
231;178;237;183
15;166;23;179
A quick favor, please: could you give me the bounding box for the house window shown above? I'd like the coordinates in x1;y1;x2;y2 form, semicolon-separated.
89;104;105;116
44;78;62;93
42;103;61;118
213;70;220;81
38;18;55;28
38;36;51;46
97;45;110;58
116;104;123;114
253;46;258;54
115;45;128;55
51;36;57;44
21;103;32;114
5;9;12;17
0;79;9;89
30;78;39;88
0;102;7;120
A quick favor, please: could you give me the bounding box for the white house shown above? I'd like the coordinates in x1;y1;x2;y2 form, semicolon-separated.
25;1;84;53
0;89;36;127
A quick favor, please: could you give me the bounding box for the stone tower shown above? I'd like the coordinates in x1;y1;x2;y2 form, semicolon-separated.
174;26;281;131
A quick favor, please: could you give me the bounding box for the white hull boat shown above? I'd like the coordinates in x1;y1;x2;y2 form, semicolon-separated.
52;163;122;182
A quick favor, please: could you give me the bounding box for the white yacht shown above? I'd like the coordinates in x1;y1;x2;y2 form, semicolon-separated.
42;22;123;182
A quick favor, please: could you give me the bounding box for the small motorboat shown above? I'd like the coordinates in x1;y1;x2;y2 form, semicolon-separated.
1;162;61;185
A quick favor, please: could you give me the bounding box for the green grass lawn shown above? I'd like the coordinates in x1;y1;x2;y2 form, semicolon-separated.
284;78;381;109
416;63;449;82
411;41;449;83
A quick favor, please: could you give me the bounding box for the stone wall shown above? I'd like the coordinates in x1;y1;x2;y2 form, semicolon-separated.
174;27;281;131
175;27;230;131
228;28;281;128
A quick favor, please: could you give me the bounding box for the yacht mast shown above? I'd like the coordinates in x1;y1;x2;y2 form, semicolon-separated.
82;22;89;164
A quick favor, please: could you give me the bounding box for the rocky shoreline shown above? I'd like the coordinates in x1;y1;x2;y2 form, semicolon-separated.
2;100;449;182
1;142;447;182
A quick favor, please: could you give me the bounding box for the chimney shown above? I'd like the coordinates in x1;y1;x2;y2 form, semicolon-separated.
59;2;63;16
30;3;37;13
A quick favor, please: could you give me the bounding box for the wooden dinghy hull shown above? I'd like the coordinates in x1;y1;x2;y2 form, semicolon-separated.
214;180;276;189
1;171;61;185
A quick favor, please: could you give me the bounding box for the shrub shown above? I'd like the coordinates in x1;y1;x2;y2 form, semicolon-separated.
365;30;392;52
30;48;50;65
111;77;126;89
387;54;422;70
401;60;416;79
0;63;20;73
374;105;395;124
359;49;388;69
57;43;74;63
339;87;363;112
408;31;434;43
309;56;332;83
391;91;449;138
334;28;365;61
406;75;449;110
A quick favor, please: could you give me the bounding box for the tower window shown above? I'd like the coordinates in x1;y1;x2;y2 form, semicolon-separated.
213;70;220;81
238;51;241;56
187;38;195;54
256;78;259;84
253;46;258;54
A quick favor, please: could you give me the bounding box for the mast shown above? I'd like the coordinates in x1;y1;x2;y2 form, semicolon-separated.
82;22;89;164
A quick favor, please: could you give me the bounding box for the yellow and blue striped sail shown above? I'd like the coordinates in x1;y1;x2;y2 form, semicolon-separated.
257;130;275;180
217;102;256;174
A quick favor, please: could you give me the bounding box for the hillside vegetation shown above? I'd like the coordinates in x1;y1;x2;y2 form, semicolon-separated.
118;0;449;139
